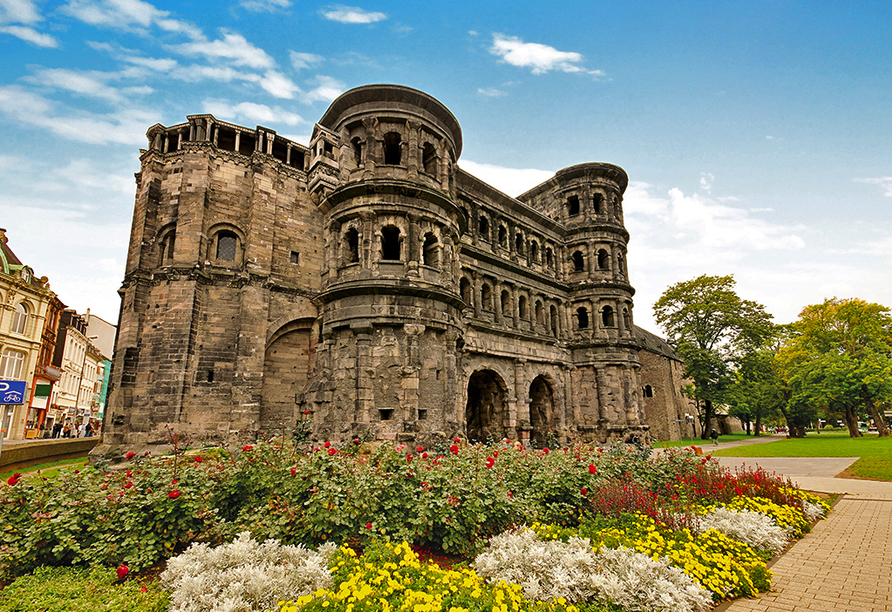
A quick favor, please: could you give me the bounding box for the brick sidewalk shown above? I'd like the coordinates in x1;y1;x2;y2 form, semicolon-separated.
723;495;892;612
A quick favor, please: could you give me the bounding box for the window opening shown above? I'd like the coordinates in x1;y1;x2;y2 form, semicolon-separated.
216;231;238;261
545;247;553;268
351;137;363;166
0;349;26;379
383;132;402;165
567;195;580;216
594;193;603;214
643;385;654;398
535;300;544;325
598;249;610;270
422;233;439;267
550;305;559;336
345;228;360;263
500;290;511;316
576;307;589;329
518;295;528;320
572;251;585;272
498;225;508;248
290;251;300;264
11;303;27;335
530;241;539;263
515;234;524;255
481;284;493;311
460;278;472;305
602;305;615;327
381;225;401;261
478;215;489;240
422;142;437;174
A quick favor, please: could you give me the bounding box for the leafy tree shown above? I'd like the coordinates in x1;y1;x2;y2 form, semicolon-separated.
778;298;892;438
729;347;786;436
654;275;773;440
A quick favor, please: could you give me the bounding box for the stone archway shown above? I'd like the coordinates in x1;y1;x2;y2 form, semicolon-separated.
260;319;315;428
466;369;508;442
529;375;555;447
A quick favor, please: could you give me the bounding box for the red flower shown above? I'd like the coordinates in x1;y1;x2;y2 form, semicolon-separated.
588;464;597;474
242;445;253;452
406;454;413;462
542;448;550;454
6;476;18;486
366;522;373;529
168;490;181;499
449;444;458;455
581;488;588;496
421;452;428;459
124;482;132;489
302;410;311;415
353;439;360;445
117;564;129;579
453;437;460;443
194;456;203;463
290;467;297;476
416;446;424;453
125;451;135;460
126;470;132;477
324;441;331;448
485;456;495;469
327;448;336;456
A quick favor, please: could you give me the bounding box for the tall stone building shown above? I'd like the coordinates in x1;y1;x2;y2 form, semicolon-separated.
96;84;689;458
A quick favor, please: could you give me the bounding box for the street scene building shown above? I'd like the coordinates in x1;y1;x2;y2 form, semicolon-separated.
96;84;694;458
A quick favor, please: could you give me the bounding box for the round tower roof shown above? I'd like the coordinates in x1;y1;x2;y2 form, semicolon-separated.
319;84;462;158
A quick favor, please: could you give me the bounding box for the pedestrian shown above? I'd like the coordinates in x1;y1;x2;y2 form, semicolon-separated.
52;421;63;438
85;421;93;437
710;428;719;445
62;421;71;438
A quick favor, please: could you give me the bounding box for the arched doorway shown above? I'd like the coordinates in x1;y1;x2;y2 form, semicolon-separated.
466;369;508;442
260;319;315;428
529;375;555;447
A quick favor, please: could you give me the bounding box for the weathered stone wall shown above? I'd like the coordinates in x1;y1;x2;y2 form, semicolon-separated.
96;85;676;460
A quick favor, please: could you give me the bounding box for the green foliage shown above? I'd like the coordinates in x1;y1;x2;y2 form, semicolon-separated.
0;565;168;612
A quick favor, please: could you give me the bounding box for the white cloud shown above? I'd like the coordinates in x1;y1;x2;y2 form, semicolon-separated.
202;99;305;127
0;24;57;46
0;85;154;145
61;0;201;38
458;160;554;197
259;70;300;98
173;30;275;69
855;176;892;197
290;51;324;70
24;67;132;103
477;87;504;98
238;0;291;12
489;33;603;76
699;172;714;193
320;5;386;24
121;54;178;72
0;0;42;24
302;75;344;103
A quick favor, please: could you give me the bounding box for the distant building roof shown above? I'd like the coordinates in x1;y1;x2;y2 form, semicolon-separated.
633;325;681;361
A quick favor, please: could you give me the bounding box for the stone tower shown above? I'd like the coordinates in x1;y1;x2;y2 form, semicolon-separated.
95;84;652;460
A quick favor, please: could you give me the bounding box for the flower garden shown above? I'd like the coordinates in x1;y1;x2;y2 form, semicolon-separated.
0;439;829;612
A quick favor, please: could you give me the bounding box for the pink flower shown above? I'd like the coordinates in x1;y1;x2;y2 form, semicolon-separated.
117;564;129;579
125;451;135;460
168;490;181;499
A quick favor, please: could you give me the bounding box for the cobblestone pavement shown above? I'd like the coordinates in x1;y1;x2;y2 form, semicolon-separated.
710;438;892;612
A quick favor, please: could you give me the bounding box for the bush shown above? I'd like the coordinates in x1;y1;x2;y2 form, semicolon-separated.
0;565;168;612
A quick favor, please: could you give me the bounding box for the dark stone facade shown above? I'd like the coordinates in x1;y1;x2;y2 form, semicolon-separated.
94;84;691;458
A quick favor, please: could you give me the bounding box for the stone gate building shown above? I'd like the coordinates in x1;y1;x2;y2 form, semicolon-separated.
95;84;691;458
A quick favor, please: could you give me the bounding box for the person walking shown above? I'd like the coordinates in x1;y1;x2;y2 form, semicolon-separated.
710;428;719;445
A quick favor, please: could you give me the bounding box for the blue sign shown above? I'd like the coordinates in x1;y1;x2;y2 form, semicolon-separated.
0;381;26;405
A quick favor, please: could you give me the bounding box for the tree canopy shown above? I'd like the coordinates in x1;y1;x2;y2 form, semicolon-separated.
654;275;774;438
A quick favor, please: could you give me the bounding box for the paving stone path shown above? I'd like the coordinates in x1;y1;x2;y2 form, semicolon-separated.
705;436;892;612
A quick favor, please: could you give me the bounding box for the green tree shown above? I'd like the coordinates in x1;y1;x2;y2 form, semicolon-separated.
778;298;892;438
654;275;774;440
729;347;786;437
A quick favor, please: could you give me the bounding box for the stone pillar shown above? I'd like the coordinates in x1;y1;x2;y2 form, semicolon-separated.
354;327;374;425
234;131;241;153
472;271;482;318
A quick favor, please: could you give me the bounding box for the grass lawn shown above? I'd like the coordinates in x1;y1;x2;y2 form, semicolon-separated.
712;432;892;481
0;457;87;481
654;433;752;448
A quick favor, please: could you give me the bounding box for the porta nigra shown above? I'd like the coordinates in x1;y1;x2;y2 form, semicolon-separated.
94;84;693;459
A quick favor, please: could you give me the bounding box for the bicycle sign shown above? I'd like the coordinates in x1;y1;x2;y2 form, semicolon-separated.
0;381;26;405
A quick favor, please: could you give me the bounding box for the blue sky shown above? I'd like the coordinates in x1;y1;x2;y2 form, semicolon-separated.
1;0;890;331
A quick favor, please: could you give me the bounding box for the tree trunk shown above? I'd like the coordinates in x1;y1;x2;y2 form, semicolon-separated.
754;413;762;438
865;398;890;437
700;399;715;440
844;404;862;438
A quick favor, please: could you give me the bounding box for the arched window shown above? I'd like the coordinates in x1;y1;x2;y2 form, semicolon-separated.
351;137;363;166
518;295;528;320
617;254;625;275
530;241;539;263
383;132;402;165
460;277;472;305
643;385;654;398
478;215;490;240
344;228;360;263
597;249;610;270
567;195;580;217
481;284;493;311
535;300;544;325
602;305;615;327
576;307;589;329
381;225;401;261
515;234;524;255
422;142;437;174
159;230;175;265
0;348;26;379
593;193;603;214
215;231;238;262
550;305;559;336
10;303;27;335
500;290;511;317
545;247;554;269
498;225;508;248
623;307;631;329
572;251;585;272
422;233;439;267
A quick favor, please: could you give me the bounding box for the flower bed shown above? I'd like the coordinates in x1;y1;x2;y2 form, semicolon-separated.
0;440;829;611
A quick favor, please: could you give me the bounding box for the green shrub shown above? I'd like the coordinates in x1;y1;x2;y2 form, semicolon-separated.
0;566;168;612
